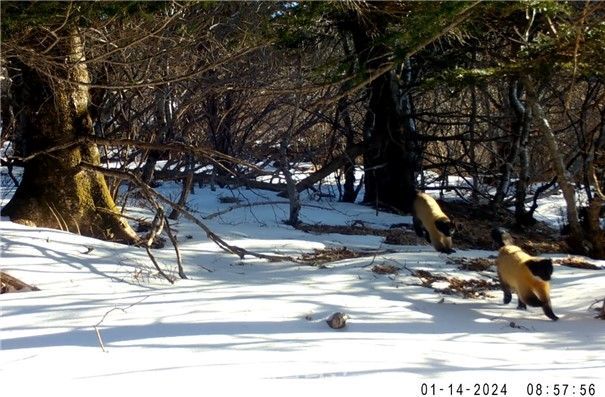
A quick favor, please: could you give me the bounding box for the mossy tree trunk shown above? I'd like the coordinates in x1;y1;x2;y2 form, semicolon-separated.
1;30;140;244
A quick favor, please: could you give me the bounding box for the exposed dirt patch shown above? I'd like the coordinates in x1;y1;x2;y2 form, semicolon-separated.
441;278;500;299
410;268;499;299
439;200;566;254
447;256;496;272
299;246;389;267
297;221;393;237
297;222;436;247
555;256;602;270
383;228;422;245
412;269;448;284
371;263;400;275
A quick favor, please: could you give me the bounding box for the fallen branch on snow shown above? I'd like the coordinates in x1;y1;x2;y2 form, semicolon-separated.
80;162;297;264
94;295;150;353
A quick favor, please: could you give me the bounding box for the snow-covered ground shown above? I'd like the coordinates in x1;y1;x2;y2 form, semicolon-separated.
1;177;604;395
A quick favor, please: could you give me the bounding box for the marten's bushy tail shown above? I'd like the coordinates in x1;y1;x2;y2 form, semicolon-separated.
491;227;514;248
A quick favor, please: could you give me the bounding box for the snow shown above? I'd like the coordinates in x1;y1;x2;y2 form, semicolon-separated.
1;179;604;395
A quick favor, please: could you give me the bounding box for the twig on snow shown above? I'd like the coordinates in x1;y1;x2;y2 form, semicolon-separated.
94;295;150;353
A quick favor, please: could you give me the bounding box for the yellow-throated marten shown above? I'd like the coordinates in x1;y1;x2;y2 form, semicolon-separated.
491;227;558;321
412;192;455;254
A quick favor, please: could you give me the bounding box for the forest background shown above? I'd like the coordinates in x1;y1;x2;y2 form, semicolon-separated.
1;1;604;258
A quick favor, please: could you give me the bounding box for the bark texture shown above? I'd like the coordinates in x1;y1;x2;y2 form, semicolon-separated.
348;20;419;213
2;30;140;243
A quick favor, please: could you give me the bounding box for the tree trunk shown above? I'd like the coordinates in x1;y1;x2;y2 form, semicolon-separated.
493;80;524;207
514;111;533;226
338;98;358;203
583;122;605;259
508;79;535;226
168;157;194;221
280;141;301;226
1;30;140;244
348;21;419;213
337;32;359;204
524;77;585;253
206;89;235;185
362;70;419;212
342;137;357;203
141;150;161;185
468;76;480;202
398;57;420;205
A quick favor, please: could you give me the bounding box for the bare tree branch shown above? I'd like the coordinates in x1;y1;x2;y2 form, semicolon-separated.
79;161;297;263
